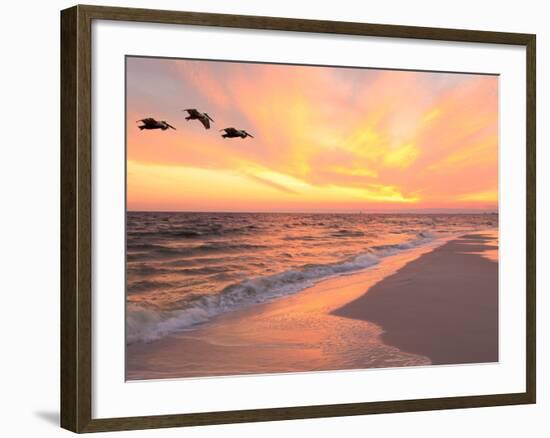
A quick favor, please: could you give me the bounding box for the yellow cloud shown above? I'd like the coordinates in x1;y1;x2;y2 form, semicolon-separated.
329;166;378;178
384;143;420;168
127;160;420;212
423;108;441;123
428;134;497;172
457;190;498;202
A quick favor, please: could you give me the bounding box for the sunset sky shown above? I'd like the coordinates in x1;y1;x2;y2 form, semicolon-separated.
126;57;498;213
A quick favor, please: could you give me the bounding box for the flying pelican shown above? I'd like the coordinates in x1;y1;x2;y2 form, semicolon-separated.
136;118;176;131
220;127;254;139
182;108;215;129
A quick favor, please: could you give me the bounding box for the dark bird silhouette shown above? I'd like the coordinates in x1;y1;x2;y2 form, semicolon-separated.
220;127;254;139
183;108;215;129
137;118;176;131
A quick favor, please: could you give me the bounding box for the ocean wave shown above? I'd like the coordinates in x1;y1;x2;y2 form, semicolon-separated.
331;229;366;237
127;223;264;241
127;241;269;261
127;279;177;294
127;266;232;295
126;232;437;344
282;235;317;241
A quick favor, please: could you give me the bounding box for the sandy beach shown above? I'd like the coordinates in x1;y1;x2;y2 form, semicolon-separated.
334;232;499;365
126;231;498;380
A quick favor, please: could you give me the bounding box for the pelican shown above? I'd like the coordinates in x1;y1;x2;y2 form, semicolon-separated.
182;108;215;129
137;118;176;131
220;127;254;139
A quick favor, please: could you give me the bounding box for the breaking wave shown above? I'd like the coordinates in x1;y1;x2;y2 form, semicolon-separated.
127;232;437;344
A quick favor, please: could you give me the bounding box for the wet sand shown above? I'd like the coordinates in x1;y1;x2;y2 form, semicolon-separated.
333;233;498;365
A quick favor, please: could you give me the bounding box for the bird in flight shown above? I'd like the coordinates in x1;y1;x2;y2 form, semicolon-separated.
136;118;176;131
220;127;254;139
183;108;215;129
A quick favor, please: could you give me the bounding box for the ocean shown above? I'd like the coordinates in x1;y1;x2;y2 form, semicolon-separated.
126;212;497;345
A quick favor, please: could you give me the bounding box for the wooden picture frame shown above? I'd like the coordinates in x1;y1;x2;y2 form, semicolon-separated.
61;4;536;433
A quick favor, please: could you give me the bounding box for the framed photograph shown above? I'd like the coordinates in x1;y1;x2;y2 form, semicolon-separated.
60;4;536;433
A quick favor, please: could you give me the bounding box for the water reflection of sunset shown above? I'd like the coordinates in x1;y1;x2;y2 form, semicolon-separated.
127;58;498;212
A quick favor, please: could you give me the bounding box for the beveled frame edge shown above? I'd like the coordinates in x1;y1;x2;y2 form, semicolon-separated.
60;4;536;433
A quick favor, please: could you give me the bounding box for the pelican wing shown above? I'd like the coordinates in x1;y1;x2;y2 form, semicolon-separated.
137;117;156;124
199;117;211;129
223;127;237;134
184;108;200;116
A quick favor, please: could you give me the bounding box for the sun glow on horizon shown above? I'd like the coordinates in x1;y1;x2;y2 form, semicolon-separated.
127;58;498;213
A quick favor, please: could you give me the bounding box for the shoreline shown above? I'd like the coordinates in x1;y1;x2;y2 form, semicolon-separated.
333;232;498;365
126;231;498;380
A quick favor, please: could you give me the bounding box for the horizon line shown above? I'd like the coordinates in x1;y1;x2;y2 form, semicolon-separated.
127;209;499;215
